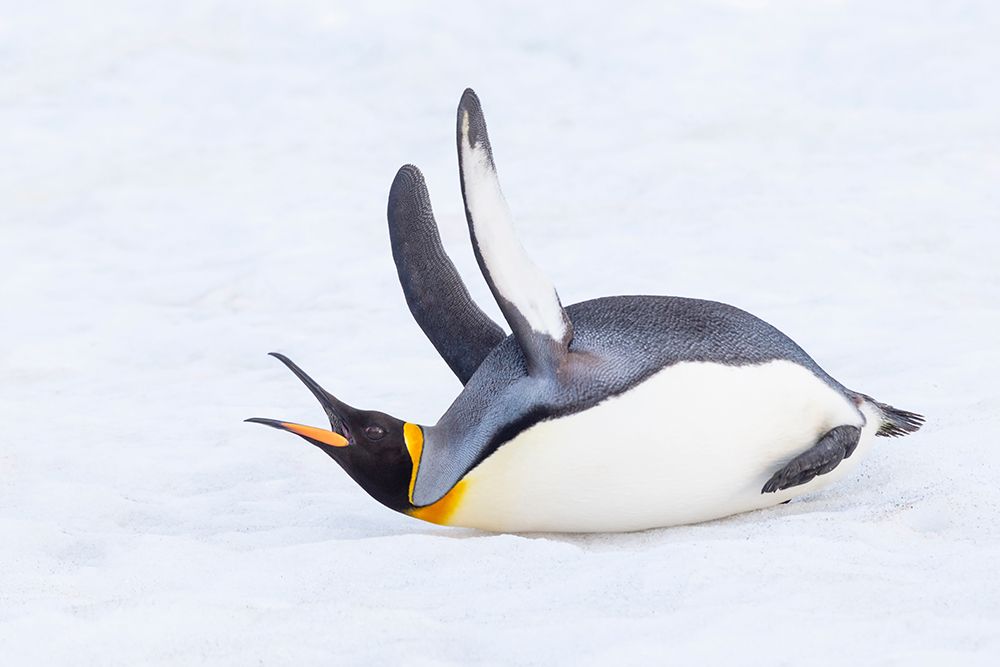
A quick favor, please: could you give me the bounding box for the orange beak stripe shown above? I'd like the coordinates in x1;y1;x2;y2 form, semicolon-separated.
279;422;349;448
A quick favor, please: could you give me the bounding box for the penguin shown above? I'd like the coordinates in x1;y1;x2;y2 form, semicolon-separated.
248;89;924;533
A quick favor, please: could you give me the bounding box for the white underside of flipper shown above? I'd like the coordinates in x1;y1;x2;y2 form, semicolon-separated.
458;108;569;342
446;359;875;533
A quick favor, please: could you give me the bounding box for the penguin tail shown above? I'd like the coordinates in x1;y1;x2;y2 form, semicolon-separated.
869;399;925;437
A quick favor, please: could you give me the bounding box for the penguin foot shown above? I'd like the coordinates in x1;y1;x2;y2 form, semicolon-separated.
762;425;863;494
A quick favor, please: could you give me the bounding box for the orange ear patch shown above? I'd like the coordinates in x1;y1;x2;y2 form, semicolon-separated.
403;422;423;503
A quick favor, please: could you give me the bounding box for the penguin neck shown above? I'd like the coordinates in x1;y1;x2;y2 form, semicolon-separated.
400;423;469;526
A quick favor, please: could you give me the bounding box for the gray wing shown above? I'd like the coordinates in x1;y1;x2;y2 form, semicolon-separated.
456;89;573;377
387;164;506;384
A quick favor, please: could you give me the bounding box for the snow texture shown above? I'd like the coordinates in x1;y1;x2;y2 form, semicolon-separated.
2;1;999;664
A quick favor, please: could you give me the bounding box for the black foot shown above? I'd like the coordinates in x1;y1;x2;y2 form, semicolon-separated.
762;425;862;494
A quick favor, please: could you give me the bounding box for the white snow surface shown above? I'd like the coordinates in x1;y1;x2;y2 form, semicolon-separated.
2;1;999;664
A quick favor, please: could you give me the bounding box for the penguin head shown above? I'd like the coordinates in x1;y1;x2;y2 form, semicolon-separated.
247;353;415;514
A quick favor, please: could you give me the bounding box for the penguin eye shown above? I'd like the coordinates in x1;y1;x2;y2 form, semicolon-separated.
364;425;386;441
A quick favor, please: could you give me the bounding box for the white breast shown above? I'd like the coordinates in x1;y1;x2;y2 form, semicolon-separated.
447;359;875;532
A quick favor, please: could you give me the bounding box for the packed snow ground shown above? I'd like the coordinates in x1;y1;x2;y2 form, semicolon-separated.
2;1;999;664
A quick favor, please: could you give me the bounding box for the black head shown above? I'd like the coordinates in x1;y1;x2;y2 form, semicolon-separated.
246;353;418;514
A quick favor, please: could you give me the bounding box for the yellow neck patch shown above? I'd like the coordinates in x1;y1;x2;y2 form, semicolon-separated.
402;422;468;526
408;480;468;525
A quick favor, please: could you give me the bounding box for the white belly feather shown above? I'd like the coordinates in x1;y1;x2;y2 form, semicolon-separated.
447;359;876;532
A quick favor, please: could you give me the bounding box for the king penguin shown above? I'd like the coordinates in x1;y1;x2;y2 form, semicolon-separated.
248;89;924;533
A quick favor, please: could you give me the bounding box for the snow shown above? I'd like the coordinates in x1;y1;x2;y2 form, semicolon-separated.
2;0;999;663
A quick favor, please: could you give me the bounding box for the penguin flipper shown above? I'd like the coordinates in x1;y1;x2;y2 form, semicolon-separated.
456;89;573;377
761;425;862;493
387;164;506;384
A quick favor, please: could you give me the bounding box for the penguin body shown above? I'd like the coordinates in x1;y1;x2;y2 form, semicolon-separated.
250;89;924;533
409;296;883;531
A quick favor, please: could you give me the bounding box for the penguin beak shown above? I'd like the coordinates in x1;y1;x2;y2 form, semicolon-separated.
246;352;355;448
245;417;349;448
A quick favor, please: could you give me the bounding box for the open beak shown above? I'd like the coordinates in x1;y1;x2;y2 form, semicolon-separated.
246;352;354;448
245;417;349;448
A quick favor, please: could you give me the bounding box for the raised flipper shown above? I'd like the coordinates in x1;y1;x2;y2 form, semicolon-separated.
387;164;506;384
456;89;573;376
761;425;862;493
